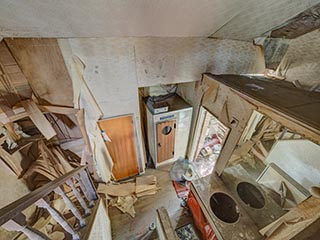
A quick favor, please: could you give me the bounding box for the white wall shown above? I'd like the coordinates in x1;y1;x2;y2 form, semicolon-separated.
266;139;320;191
59;37;264;181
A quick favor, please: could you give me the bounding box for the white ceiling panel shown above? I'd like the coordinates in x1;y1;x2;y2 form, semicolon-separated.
0;0;319;39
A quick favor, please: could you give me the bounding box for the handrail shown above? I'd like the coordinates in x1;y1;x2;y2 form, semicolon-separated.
0;166;87;226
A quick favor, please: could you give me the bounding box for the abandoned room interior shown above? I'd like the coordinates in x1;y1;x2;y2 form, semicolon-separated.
0;1;320;240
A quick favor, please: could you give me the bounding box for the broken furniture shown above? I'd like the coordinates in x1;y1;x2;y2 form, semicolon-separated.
146;94;192;167
0;166;100;240
97;175;160;218
190;74;320;240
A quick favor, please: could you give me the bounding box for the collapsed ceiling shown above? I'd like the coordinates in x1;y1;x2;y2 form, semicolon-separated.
0;0;319;40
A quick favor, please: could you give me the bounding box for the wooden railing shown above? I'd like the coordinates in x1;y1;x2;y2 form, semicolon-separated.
0;166;98;240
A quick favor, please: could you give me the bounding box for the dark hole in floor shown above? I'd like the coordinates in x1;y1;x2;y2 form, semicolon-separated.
210;192;239;223
237;182;265;209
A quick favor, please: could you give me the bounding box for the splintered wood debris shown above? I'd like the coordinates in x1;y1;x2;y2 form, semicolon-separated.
98;175;160;217
110;195;138;218
136;175;160;197
97;182;136;197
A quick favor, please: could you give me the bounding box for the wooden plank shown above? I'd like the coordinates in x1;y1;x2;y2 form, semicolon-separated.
251;147;266;162
76;108;92;154
0;149;23;176
97;183;135;197
38;105;79;115
156;120;176;163
156;207;179;240
135;175;159;197
5;38;73;107
0;42;32;105
21;100;56;140
0;107;27;124
98;115;139;180
256;140;268;157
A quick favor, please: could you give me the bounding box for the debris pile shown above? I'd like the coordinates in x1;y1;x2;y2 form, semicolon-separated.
98;175;160;217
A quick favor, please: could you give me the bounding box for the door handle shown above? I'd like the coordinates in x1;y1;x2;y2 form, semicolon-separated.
158;143;161;147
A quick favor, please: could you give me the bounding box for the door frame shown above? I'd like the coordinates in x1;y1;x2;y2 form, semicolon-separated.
189;106;231;163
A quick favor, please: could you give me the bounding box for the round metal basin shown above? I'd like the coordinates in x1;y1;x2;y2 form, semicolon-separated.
237;182;265;209
210;192;240;223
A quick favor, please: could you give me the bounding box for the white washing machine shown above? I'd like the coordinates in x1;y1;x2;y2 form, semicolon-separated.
146;94;193;167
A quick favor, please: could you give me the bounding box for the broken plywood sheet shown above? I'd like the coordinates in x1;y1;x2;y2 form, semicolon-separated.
136;175;157;185
97;183;136;197
97;175;160;198
5;38;73;107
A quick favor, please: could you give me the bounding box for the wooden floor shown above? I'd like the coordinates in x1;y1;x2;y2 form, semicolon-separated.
109;164;193;240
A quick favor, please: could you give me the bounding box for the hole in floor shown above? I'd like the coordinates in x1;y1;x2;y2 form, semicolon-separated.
210;192;240;223
237;182;265;209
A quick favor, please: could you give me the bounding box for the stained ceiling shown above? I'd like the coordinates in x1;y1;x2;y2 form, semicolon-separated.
0;0;319;40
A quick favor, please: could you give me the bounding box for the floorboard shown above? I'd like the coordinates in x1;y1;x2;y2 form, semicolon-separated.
109;164;193;240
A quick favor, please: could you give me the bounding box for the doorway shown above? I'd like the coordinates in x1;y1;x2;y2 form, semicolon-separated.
190;107;230;177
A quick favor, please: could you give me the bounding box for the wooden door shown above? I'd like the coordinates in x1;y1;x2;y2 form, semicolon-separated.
98;115;139;180
157;120;176;163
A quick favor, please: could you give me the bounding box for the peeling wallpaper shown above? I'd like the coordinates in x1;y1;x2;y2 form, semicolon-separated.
66;37;264;113
281;30;320;87
211;0;320;40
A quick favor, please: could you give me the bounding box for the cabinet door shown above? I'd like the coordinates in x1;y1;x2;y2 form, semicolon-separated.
98;115;139;180
157;120;176;163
